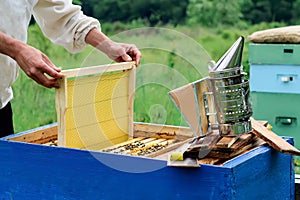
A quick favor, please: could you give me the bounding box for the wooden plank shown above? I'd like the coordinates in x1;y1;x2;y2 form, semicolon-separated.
128;65;136;138
101;137;158;155
198;157;223;165
215;136;239;148
62;62;135;78
252;136;267;147
129;138;168;156
101;122;194;158
228;143;254;158
133;122;194;140
258;120;268;127
100;137;146;152
166;131;220;167
251;118;300;156
208;134;253;159
104;137;179;158
7;125;57;144
212;134;253;152
187;130;220;152
145;139;177;158
208;144;252;159
228;134;253;151
101;137;180;159
56;77;67;146
152;138;194;160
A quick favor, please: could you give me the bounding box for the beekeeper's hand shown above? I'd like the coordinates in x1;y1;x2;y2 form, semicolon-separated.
85;28;142;66
0;31;62;88
15;45;63;88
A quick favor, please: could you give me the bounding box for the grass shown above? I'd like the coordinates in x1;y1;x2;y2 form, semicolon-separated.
11;23;263;133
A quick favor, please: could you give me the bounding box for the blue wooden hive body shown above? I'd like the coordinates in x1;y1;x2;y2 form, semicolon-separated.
0;123;295;200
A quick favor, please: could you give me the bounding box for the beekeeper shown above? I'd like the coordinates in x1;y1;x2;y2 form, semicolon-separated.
0;0;142;137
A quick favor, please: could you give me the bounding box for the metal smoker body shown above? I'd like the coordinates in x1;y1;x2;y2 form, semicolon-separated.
207;69;252;135
169;36;252;136
207;36;252;135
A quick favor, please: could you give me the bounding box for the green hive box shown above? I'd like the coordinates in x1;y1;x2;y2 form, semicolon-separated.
249;43;300;65
251;92;300;149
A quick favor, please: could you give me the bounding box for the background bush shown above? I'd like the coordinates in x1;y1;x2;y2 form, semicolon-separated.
12;0;300;132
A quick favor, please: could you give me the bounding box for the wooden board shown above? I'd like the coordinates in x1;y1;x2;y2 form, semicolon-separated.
133;122;194;140
251;117;300;155
7;122;194;160
7;125;57;144
198;157;223;165
61;62;134;78
7;119;281;166
215;136;239;148
100;136;190;158
208;134;254;159
98;123;198;159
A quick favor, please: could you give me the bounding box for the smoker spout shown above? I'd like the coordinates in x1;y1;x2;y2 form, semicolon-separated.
211;36;244;72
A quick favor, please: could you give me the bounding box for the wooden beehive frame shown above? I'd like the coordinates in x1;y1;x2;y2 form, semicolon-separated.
55;62;136;150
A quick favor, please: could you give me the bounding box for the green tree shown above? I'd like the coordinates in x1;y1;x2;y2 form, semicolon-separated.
80;0;188;26
292;0;300;23
187;0;243;27
72;0;82;5
241;0;294;24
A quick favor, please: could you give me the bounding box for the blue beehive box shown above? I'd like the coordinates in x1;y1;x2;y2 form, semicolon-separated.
0;123;295;199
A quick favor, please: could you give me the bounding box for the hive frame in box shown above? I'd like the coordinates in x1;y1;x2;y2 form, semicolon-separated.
55;62;136;150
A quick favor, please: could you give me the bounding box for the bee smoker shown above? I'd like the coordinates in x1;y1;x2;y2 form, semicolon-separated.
169;36;252;136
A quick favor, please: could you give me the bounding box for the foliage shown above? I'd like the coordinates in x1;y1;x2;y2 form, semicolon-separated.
186;0;243;27
292;0;300;24
72;0;82;5
80;0;188;26
241;0;294;24
76;0;300;28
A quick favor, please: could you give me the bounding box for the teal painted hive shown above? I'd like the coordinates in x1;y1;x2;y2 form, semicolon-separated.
249;43;300;65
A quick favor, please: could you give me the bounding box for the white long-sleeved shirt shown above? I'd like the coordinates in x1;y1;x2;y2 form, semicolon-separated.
0;0;100;108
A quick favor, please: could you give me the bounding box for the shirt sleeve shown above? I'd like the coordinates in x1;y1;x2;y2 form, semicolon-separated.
33;0;100;53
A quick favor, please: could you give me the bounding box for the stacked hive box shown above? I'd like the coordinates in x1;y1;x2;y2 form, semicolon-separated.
249;43;300;149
